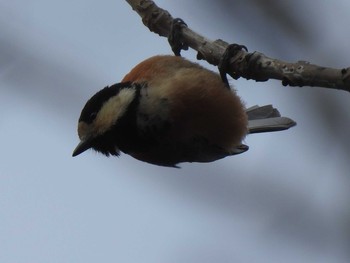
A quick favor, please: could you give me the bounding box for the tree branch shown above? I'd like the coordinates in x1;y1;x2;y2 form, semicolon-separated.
125;0;350;92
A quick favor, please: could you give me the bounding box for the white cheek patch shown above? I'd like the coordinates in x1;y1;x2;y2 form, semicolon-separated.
94;88;136;135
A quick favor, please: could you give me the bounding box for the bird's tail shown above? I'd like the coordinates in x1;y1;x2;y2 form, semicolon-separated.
246;105;296;133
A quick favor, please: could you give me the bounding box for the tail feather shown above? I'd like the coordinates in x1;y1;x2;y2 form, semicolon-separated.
246;105;296;134
246;105;280;120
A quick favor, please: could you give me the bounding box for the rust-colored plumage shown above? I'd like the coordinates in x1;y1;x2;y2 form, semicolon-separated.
122;55;248;152
73;55;295;166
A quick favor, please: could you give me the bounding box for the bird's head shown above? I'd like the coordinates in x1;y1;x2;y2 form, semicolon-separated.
72;82;139;157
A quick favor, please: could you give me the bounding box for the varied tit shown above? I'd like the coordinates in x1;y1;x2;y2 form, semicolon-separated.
72;55;296;167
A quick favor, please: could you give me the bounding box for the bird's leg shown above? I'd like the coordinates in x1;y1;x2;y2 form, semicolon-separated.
218;44;248;88
168;18;188;56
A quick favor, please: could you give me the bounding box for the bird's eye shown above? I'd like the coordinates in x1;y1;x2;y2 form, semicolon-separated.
88;112;97;122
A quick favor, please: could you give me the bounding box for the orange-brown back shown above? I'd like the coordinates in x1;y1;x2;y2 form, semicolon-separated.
122;55;248;152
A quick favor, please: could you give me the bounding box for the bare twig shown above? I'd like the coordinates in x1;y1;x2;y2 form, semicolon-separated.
125;0;350;92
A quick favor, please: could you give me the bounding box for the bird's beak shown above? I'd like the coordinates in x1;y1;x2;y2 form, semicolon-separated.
72;138;93;157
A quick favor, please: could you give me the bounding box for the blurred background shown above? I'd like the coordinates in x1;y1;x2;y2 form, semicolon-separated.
1;0;350;262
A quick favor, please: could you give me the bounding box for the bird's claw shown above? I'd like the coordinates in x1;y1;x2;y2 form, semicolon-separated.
168;18;188;56
218;44;248;87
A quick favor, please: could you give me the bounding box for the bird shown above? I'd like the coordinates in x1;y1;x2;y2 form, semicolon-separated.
72;55;296;167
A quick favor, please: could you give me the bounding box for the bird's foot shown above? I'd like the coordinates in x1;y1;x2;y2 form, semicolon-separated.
168;18;188;56
218;43;248;87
